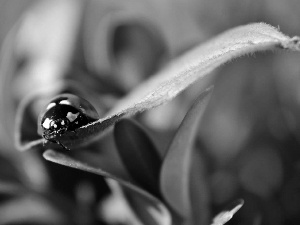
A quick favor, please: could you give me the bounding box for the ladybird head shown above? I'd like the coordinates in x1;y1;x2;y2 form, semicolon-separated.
42;117;70;140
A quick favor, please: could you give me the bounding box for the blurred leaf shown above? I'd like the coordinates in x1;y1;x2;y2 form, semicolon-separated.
114;119;161;196
83;0;166;79
0;154;23;184
43;149;172;225
83;0;128;74
12;0;82;98
0;182;26;200
211;199;244;225
159;87;212;219
14;83;64;151
0;195;68;225
189;150;211;225
0;24;19;150
239;147;283;197
123;187;172;225
111;22;166;91
17;23;300;151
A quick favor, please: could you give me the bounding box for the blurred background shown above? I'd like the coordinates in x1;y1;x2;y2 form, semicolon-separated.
0;0;300;224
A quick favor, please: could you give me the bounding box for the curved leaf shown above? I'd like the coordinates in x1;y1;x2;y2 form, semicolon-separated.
0;24;20;150
83;0;166;79
18;23;300;151
43;149;171;225
123;187;170;225
211;199;244;225
0;182;27;198
114;119;161;196
189;150;211;225
0;195;68;225
159;87;212;219
14;84;64;151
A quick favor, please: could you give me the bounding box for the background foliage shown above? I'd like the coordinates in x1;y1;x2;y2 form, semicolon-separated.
0;0;300;225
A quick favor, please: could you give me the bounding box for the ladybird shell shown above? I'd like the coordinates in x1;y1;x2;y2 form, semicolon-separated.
38;93;99;136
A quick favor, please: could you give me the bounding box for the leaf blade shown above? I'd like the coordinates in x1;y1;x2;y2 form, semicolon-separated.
114;119;161;197
17;23;300;150
60;23;300;148
43;149;172;225
108;23;300;115
211;199;244;225
159;87;213;218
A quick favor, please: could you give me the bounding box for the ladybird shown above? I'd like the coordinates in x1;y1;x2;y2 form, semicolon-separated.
38;93;99;149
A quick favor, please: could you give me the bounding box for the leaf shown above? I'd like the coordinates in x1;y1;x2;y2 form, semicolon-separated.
159;87;212;219
43;149;171;225
114;119;161;197
14;83;64;151
189;151;211;225
0;182;26;198
211;199;244;225
123;187;171;225
0;195;68;225
83;0;167;80
0;24;20;150
17;23;300;151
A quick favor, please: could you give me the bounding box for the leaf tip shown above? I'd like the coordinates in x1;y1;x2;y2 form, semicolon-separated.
280;36;300;51
211;199;244;225
42;149;57;162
